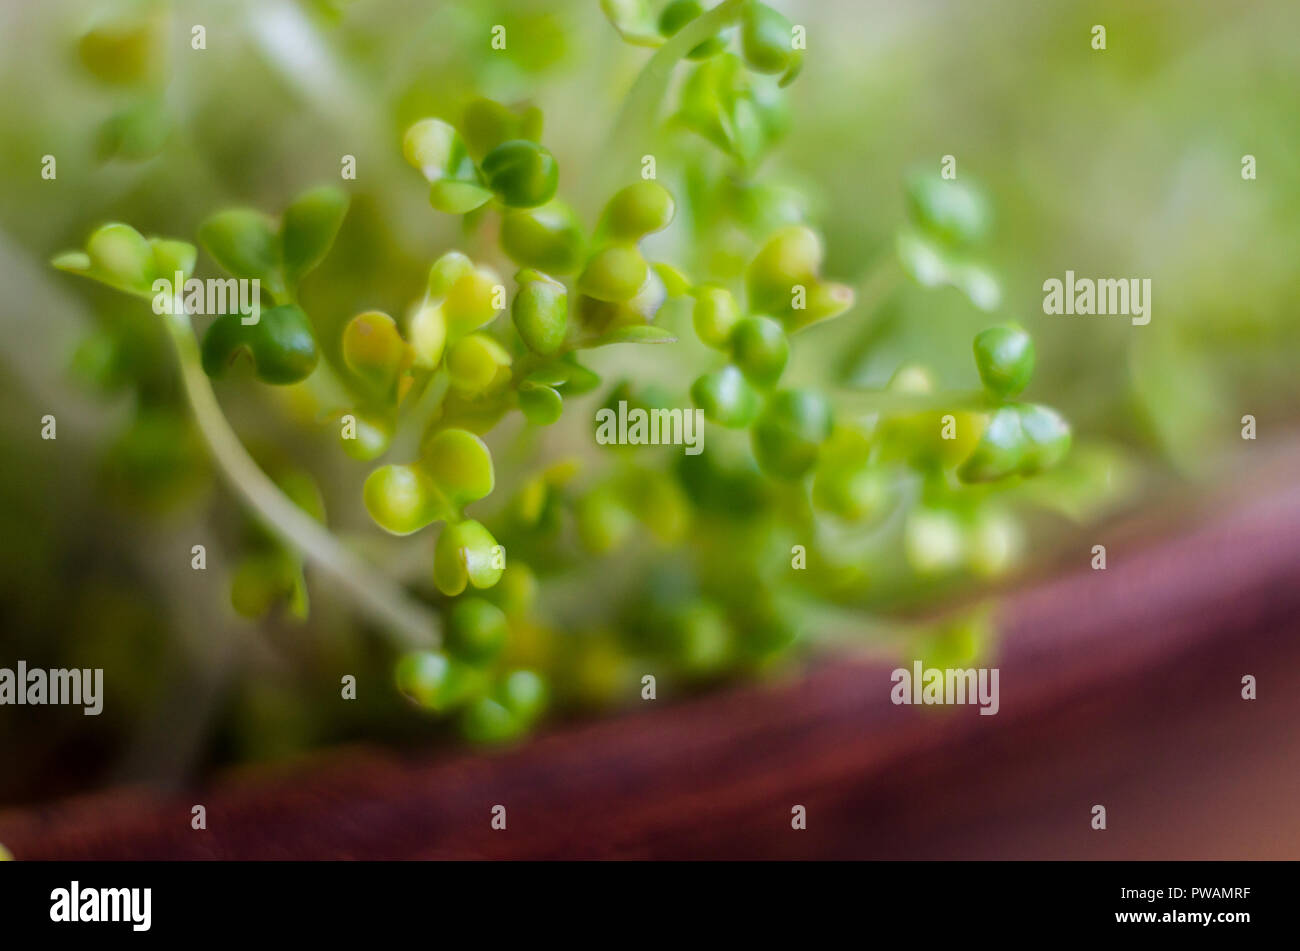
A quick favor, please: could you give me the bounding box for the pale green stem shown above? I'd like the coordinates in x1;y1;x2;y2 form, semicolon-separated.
390;367;450;460
855;254;905;319
164;311;440;649
608;0;751;163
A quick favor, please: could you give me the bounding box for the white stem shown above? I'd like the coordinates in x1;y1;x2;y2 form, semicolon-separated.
164;311;439;649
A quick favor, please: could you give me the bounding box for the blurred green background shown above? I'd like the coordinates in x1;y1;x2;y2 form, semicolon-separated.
1;0;1297;804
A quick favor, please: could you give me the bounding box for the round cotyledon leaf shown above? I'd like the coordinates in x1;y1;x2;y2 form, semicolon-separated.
281;186;349;283
421;428;495;508
200;304;318;385
434;519;504;596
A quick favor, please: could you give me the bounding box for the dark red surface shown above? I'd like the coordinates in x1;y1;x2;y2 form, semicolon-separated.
3;481;1299;859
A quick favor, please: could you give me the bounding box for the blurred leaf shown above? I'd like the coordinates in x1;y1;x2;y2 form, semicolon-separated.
430;180;494;214
581;324;677;347
421;428;495;509
97;97;172;161
519;382;563;425
101;408;210;513
281;186;349;284
600;0;665;47
1010;442;1141;522
54;223;195;298
199;209;284;296
1130;333;1225;476
200;305;318;385
462;98;544;158
78;15;164;86
895;229;1000;312
342;310;412;395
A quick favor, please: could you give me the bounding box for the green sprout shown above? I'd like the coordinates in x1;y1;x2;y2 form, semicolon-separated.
50;1;1085;747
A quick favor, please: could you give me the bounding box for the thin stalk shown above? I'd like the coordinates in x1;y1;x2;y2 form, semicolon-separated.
390;368;450;460
855;254;904;319
164;311;440;649
608;0;751;165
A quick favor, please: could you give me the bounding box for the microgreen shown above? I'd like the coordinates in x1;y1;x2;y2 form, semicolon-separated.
51;2;1083;746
